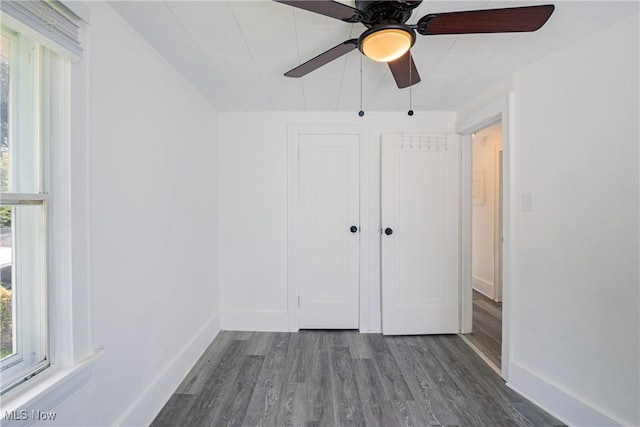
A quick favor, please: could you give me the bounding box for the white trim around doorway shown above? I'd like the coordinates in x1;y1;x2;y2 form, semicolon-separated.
455;93;515;381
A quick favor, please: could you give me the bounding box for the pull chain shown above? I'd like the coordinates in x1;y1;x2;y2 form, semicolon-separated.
408;50;414;116
358;53;364;117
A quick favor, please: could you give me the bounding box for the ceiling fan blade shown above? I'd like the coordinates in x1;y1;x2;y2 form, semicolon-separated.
285;39;358;78
273;0;363;23
388;51;421;89
417;5;555;35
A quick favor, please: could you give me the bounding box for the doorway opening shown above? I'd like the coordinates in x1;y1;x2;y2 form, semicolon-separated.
463;120;504;372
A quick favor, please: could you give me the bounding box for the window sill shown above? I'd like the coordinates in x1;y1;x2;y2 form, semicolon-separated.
0;349;104;426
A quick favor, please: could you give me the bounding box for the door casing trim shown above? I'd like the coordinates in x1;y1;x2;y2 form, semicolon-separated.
456;93;515;381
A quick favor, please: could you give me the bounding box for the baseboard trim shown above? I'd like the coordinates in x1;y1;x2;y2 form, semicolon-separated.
472;276;494;299
508;361;626;426
115;313;220;427
220;309;289;332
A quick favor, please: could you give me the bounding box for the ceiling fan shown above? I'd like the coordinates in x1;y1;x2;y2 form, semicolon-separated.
274;0;555;88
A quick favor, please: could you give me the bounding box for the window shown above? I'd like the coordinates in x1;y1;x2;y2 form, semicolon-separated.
0;25;50;394
0;1;93;409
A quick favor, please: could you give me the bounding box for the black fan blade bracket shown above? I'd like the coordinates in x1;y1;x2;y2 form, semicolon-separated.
415;14;436;35
416;4;555;36
273;0;364;23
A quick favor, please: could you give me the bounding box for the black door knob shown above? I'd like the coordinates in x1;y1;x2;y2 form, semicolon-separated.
384;227;393;235
350;225;358;233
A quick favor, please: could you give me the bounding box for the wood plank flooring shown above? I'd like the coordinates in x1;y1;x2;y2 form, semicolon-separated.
152;330;562;427
465;290;503;369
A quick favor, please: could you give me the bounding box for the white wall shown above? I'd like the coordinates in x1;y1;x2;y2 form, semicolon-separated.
29;5;637;427
218;111;456;332
472;122;502;299
460;14;639;426
43;3;220;425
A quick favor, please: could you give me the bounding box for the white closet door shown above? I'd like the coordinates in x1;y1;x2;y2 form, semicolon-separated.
297;134;359;329
381;133;460;335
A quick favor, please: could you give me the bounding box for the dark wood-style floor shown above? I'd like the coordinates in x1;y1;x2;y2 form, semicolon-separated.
152;330;562;427
466;289;503;369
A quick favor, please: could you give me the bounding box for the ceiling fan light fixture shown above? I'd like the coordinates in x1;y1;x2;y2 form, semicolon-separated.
361;27;415;62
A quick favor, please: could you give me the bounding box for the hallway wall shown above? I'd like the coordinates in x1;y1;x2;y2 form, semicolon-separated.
472;122;502;300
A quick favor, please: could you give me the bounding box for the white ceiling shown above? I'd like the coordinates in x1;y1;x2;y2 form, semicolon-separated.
109;0;638;112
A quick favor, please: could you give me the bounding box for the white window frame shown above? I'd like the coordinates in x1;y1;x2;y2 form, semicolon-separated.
0;26;50;394
0;5;101;415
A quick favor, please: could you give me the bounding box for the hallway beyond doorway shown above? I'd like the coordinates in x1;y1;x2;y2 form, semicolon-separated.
467;289;502;369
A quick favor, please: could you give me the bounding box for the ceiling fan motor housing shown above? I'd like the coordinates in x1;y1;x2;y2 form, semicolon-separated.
355;0;419;27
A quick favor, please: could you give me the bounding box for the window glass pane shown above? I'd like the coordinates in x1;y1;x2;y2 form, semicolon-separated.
0;203;47;391
0;29;40;194
1;33;10;193
0;207;12;360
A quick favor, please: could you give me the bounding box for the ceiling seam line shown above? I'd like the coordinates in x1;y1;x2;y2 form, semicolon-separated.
292;9;306;111
164;1;245;111
228;0;276;111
